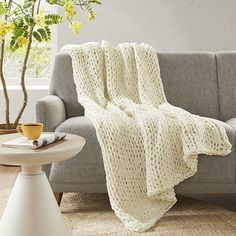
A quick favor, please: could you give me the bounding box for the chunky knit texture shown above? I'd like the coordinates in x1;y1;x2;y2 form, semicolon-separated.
62;41;232;232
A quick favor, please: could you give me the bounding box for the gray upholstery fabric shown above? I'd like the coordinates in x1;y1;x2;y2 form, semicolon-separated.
226;118;236;132
226;119;236;157
48;117;235;193
216;52;236;121
42;164;52;179
36;95;66;132
49;53;84;119
50;117;106;185
36;52;236;195
158;52;219;119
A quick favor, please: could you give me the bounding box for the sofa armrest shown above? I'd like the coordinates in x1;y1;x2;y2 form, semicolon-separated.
36;95;66;132
225;118;236;132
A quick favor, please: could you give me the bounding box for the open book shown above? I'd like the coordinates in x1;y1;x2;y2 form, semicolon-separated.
2;133;66;149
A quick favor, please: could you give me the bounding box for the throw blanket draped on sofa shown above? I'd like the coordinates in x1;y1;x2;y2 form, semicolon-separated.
62;41;231;232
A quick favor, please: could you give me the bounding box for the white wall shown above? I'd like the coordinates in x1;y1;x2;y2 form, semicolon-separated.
0;88;48;124
1;0;236;124
56;0;236;51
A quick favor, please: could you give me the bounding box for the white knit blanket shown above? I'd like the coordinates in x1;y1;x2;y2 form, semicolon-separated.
62;41;232;232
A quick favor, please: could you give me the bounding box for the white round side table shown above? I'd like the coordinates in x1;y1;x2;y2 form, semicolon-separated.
0;133;85;236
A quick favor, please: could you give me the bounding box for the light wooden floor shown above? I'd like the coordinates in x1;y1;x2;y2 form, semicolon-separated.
0;165;235;213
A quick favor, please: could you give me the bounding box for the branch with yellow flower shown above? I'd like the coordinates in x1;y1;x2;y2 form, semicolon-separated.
0;0;101;130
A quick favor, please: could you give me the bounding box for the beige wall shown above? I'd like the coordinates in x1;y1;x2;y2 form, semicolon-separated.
56;0;236;51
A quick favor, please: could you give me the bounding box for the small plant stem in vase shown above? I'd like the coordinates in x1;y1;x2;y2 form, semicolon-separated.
0;40;10;129
12;2;36;129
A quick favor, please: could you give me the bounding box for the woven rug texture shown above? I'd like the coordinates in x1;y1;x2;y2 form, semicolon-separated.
0;190;236;236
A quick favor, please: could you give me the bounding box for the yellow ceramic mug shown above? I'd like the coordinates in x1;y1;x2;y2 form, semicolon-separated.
16;123;43;140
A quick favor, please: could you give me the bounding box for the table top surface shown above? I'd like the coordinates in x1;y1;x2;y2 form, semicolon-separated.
0;133;86;166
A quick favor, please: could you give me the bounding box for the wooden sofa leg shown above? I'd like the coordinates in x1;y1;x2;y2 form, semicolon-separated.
54;192;63;206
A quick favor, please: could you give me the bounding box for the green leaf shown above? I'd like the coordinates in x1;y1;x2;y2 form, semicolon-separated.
10;37;19;51
46;0;58;4
37;28;47;39
45;26;51;39
13;18;29;38
33;27;52;42
24;16;35;27
33;31;42;42
23;0;35;10
90;0;101;4
0;2;9;16
44;14;63;26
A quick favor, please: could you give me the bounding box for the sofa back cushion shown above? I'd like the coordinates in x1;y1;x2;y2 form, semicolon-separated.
216;52;236;121
50;52;220;119
158;52;219;119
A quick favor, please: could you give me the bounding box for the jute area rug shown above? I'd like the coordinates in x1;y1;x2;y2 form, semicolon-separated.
0;190;236;236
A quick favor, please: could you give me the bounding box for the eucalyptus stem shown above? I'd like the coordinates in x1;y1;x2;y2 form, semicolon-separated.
0;0;12;128
37;0;41;14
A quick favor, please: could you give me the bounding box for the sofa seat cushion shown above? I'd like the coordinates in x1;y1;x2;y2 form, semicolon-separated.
52;117;235;186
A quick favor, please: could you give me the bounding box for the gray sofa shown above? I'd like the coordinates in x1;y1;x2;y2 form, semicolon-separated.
36;52;236;195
